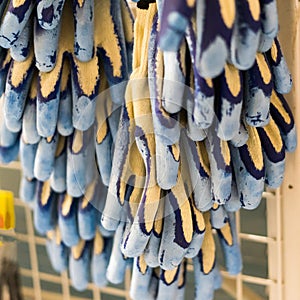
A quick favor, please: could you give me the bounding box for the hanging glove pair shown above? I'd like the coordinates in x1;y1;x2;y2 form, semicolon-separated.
158;0;278;77
1;0;133;139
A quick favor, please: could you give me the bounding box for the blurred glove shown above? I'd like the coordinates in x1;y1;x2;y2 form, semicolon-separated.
106;221;131;284
77;180;98;240
216;212;242;275
46;227;69;273
91;229;113;287
192;211;222;300
50;136;67;193
66;128;96;197
69;239;92;291
34;180;58;235
34;133;59;181
3;50;35;133
58;192;80;247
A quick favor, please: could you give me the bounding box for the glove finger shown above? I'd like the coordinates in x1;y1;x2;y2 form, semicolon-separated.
181;131;212;211
34;133;58;181
214;64;243;141
158;0;195;51
66;128;96;197
144;196;164;268
50;135;67;193
107;102;121;141
175;261;187;300
229;123;249;147
121;184;161;257
96;0;130;105
148;30;181;144
205;131;232;204
101;103;135;231
58;192;80;247
20;137;37;180
193;260;221;300
95;95;113;186
258;0;278;52
69;239;92;291
91;230;112;287
155;139;180;190
0;0;33;49
22;72;40;144
46;228;69;273
73;0;94;61
77;180;98;240
186;96;207;141
193;78;215;130
37;0;66;30
156;266;181;299
0;50;11;95
34;180;58;234
257;116;285;188
34;17;61;72
196;0;235;78
216;212;242;275
162;48;186;114
19;176;37;204
230;126;265;209
224;176;241;212
0;96;19;147
198;211;215;274
71;55;99;130
4;51;35;132
230;0;261;69
270;91;297;152
106;222;129;284
37;55;64;137
192;212;218;300
158;186;193;270
57;59;73;136
244;52;273;127
130;256;153;300
210;204;228;229
267;38;292;94
0;138;19;163
185;199;205;258
10;16;32;61
186;24;215;129
120;0;134;72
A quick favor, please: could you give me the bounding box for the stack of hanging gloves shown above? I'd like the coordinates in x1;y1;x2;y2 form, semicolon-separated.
100;0;297;299
0;0;297;298
101;3;243;300
0;0;138;292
